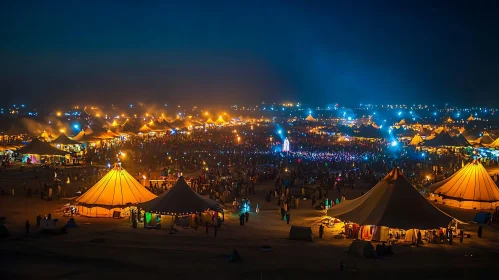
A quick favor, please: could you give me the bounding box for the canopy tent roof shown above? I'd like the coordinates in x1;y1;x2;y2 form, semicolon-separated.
72;130;99;142
305;114;317;121
214;116;227;124
422;132;462;147
3;125;30;136
141;177;221;214
205;117;214;124
89;130;116;139
76;165;157;207
476;133;495;145
486;137;499;148
51;133;81;145
0;144;22;151
432;161;499;203
17;138;69;156
170;119;186;129
355;125;385;139
138;124;152;133
454;134;471;147
467;115;475;121
327;168;454;229
408;134;423;146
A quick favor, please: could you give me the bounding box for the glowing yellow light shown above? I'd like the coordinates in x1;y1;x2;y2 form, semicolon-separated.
56;112;61;117
237;136;241;141
96;114;100;117
121;153;126;157
60;129;65;133
142;175;146;180
187;132;191;135
205;167;209;171
205;112;209;116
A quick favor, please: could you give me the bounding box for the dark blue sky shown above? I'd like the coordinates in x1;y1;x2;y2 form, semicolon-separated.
1;0;498;107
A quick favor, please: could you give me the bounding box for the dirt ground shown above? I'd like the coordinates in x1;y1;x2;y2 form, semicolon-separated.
1;178;499;279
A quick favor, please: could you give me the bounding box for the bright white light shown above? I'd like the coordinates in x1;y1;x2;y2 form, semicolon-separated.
347;117;352;121
391;140;398;147
278;130;282;134
398;112;402;116
283;138;290;152
422;153;425;157
73;124;79;129
379;125;383;129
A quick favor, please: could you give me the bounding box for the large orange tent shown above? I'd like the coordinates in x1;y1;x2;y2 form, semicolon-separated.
431;161;499;209
76;165;157;217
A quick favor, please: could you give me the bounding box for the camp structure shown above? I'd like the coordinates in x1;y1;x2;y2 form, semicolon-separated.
205;117;214;124
408;134;423;146
51;133;82;154
422;132;461;147
305;114;317;122
17;138;69;164
75;165;157;217
454;134;471;147
141;177;221;215
486;137;499;148
472;132;495;146
51;133;81;145
72;130;100;142
467;115;475;122
214;116;227;125
430;161;499;209
354;125;384;139
327;168;454;230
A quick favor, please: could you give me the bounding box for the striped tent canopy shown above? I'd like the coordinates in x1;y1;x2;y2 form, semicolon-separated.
431;161;499;209
76;165;157;207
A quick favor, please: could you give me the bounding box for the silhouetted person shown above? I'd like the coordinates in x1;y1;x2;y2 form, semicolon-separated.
25;220;30;234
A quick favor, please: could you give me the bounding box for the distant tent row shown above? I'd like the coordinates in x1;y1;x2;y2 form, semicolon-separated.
422;132;469;147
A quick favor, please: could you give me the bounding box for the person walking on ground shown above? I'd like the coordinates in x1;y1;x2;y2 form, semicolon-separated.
460;229;464;243
25;220;30;235
319;224;324;239
286;212;291;224
245;212;249;223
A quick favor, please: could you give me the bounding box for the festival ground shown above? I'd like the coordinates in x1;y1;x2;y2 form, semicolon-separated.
1;179;499;280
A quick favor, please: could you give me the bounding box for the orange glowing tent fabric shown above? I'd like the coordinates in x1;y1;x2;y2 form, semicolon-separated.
76;166;157;217
327;168;454;229
408;134;423;146
76;166;156;207
431;161;499;209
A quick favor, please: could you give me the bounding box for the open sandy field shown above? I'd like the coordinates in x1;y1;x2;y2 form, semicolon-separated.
1;176;499;279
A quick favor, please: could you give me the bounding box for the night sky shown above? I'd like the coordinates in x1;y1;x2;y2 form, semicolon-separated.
1;0;499;107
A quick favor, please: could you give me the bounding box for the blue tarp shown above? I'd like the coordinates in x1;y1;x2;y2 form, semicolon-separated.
474;212;491;224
